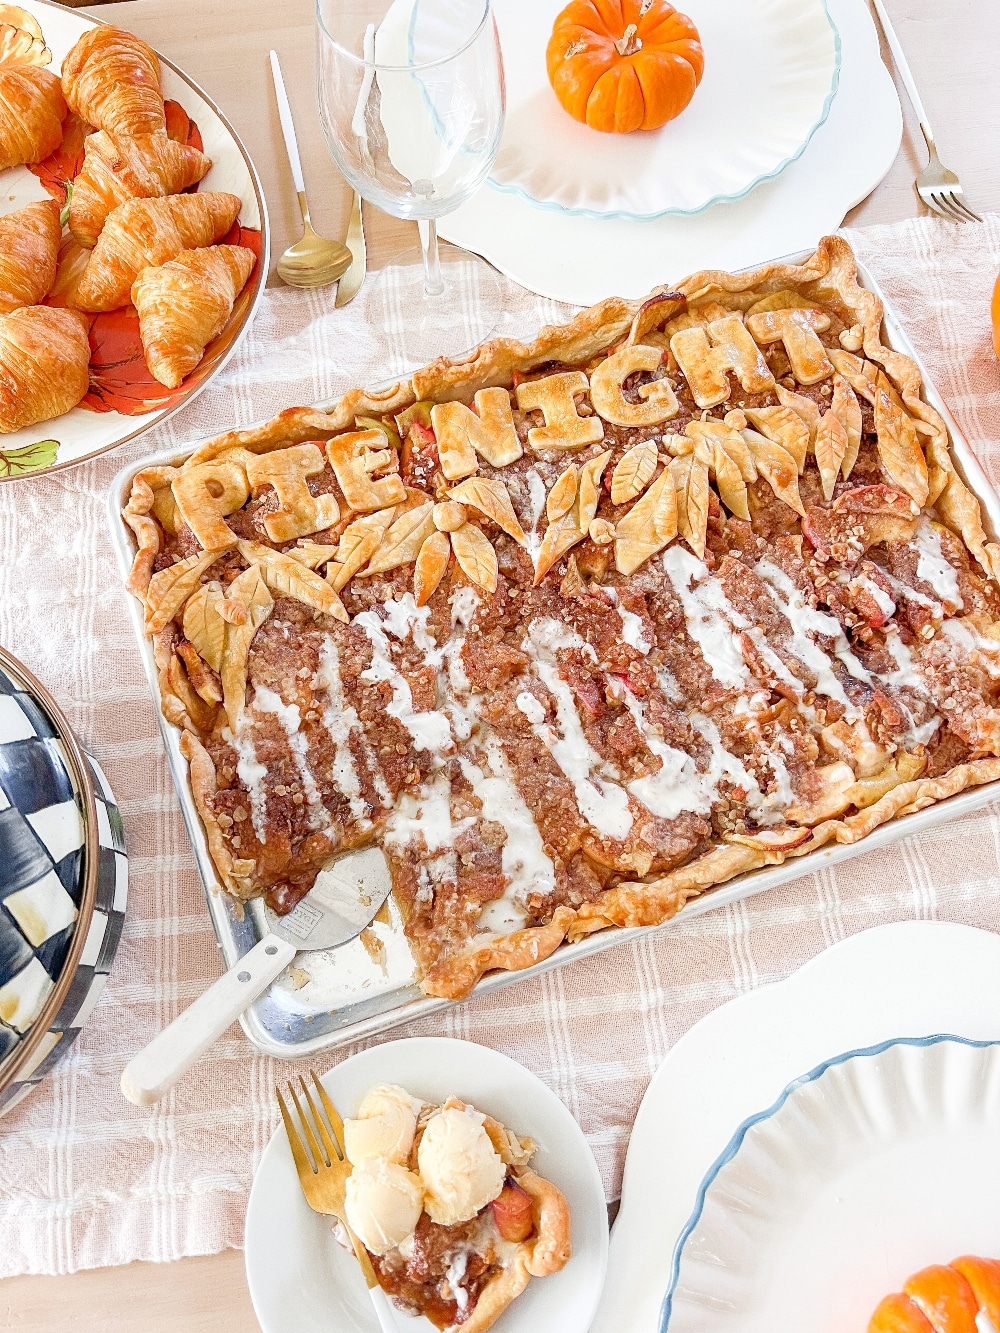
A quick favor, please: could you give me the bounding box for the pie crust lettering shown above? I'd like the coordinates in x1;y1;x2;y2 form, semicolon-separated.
123;237;1000;1004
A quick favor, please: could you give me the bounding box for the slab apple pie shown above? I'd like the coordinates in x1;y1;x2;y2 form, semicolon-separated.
123;237;1000;1001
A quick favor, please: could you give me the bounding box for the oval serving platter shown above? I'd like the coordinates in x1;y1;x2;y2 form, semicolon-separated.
0;0;269;482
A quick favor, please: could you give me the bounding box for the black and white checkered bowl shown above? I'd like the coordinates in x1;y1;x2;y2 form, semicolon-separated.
0;647;127;1118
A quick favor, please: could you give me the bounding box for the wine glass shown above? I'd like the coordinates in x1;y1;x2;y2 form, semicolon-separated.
316;0;506;365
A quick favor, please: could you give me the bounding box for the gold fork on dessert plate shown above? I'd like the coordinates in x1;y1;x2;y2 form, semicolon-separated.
277;1070;398;1332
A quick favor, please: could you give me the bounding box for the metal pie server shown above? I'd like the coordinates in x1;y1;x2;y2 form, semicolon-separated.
120;848;392;1106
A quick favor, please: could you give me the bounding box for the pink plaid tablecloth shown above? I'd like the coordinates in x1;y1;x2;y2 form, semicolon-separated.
1;215;1000;1277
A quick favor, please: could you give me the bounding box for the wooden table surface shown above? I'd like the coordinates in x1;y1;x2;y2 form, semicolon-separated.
3;0;1000;1328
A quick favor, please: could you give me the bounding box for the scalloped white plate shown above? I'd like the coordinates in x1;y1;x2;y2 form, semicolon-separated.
489;0;840;219
588;922;1000;1333
442;0;900;306
665;1035;1000;1332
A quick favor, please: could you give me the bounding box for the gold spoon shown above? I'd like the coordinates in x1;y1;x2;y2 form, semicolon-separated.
269;50;352;288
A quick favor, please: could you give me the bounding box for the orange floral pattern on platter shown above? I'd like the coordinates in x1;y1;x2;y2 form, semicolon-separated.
29;99;205;205
83;223;262;417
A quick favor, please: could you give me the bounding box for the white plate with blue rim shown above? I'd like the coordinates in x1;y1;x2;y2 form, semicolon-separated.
588;922;1000;1333
490;0;841;220
665;1034;1000;1332
244;1036;609;1332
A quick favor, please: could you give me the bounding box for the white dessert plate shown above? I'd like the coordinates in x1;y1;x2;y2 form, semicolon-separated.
665;1034;1000;1332
588;921;1000;1333
442;0;901;305
244;1036;609;1333
491;0;840;219
0;0;268;481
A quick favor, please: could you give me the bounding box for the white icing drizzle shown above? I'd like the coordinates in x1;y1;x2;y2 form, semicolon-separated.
518;619;632;840
854;575;896;618
690;713;774;824
882;570;941;611
226;726;269;842
383;770;472;854
252;686;326;828
618;687;707;819
604;586;652;654
755;560;870;717
314;637;376;823
872;631;941;747
662;546;752;690
356;606;453;755
914;519;963;609
941;619;1000;679
524;466;547;561
459;739;554;934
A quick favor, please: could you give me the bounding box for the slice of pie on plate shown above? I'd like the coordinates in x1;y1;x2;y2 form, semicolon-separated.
338;1084;571;1332
122;235;1000;1001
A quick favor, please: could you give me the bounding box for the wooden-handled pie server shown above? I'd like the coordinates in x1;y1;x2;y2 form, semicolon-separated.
120;847;392;1106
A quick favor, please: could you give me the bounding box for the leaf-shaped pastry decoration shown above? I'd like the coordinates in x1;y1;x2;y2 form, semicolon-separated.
182;579;228;673
830;374;863;480
534;514;586;585
447;476;526;544
741;430;805;516
610;439;658;505
712;441;749;520
829;350;878;404
146;548;222;634
614;467;678;575
328;529;383;592
360;502;436;578
744;405;810;474
236;540;348;621
670;453;710;559
413;529;452;606
288;542;339;570
815;410;849;502
546;464;578;522
450;523;498;594
163;653;218;734
221;564;274;731
176;640;223;706
773;384;820;451
873;370;929;507
577;450;613;530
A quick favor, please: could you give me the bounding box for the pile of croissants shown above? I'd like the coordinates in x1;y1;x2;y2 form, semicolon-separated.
0;22;257;435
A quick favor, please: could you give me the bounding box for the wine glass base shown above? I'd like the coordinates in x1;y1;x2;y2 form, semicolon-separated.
366;245;504;370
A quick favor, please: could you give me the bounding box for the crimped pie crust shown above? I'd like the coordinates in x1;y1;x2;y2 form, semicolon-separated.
123;237;1000;1001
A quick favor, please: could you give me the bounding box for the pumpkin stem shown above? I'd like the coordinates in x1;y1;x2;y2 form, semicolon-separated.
614;23;642;56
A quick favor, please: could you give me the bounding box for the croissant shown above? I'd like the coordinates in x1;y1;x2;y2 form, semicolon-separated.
0;307;91;434
132;245;255;388
74;191;243;312
61;25;164;138
0;65;66;170
0;200;61;314
69;130;212;247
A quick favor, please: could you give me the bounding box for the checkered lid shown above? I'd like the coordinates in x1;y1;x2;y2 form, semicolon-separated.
0;658;88;1061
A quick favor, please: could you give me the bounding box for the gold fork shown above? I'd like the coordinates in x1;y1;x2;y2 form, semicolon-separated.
277;1071;398;1330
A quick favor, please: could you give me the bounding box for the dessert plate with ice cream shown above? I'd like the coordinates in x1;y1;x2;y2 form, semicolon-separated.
244;1037;608;1333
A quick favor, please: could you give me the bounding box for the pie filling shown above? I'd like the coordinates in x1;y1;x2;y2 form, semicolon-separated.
371;1205;513;1328
127;238;1000;1000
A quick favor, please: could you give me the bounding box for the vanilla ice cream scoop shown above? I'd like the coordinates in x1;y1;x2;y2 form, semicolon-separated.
344;1083;421;1166
344;1158;424;1256
417;1106;506;1225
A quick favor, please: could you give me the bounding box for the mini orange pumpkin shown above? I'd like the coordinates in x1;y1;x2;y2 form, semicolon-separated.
546;0;704;135
868;1257;1000;1333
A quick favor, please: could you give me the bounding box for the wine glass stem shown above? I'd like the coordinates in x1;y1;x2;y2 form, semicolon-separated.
420;218;445;297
